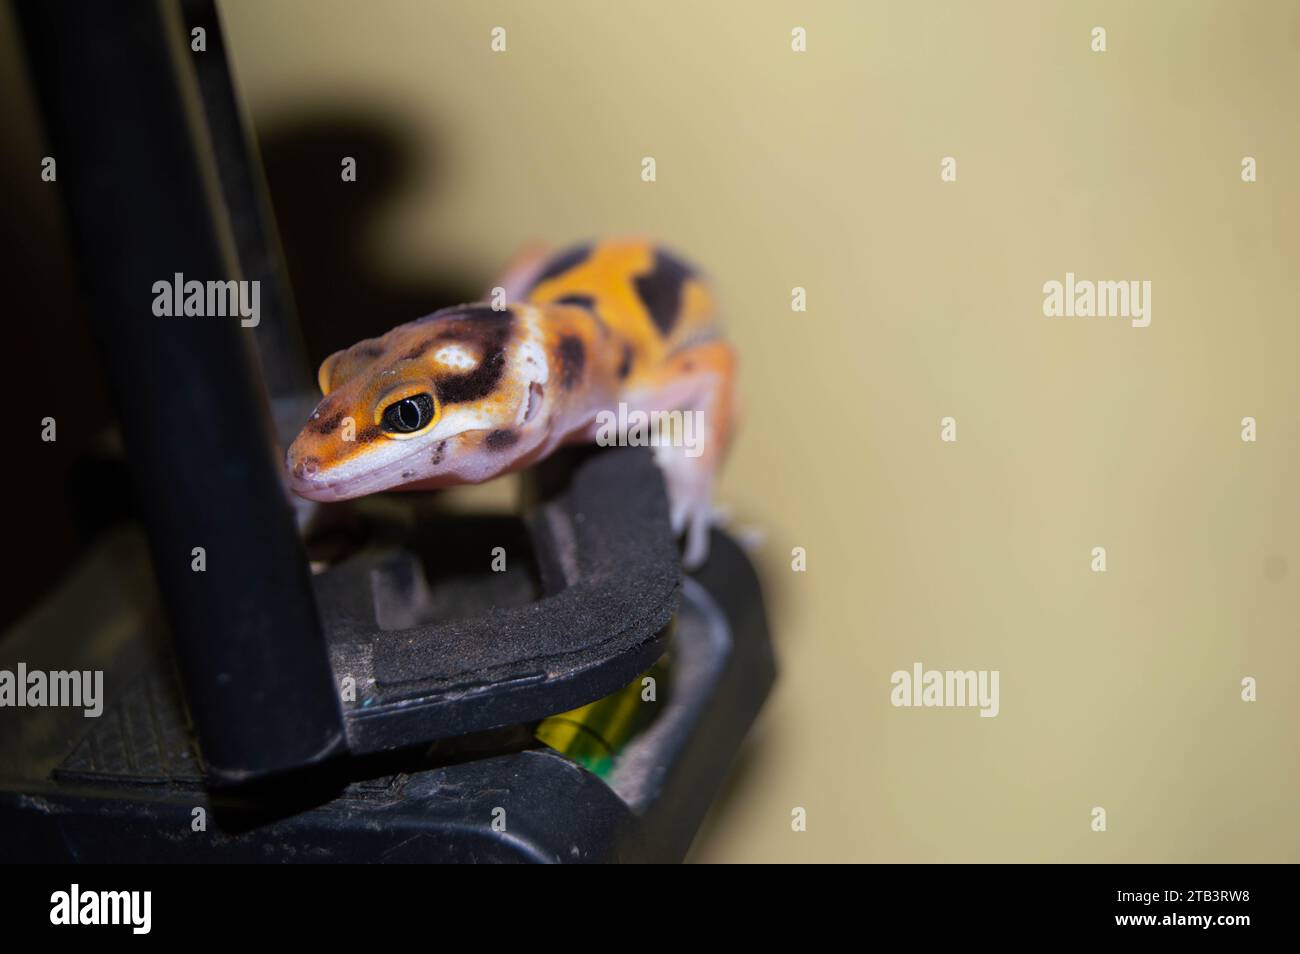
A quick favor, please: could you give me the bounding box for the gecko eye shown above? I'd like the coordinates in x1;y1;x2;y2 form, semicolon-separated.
381;393;435;434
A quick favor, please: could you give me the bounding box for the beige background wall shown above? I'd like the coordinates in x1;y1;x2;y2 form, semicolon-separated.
219;0;1299;862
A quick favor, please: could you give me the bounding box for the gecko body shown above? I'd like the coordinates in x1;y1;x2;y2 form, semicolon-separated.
286;239;736;566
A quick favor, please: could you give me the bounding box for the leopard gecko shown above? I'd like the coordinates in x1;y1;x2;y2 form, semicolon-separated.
285;239;736;568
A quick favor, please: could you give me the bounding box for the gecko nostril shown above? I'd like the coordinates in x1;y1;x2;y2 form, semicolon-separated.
293;457;320;480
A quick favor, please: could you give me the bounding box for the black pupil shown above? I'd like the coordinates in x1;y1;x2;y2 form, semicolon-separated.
383;394;432;433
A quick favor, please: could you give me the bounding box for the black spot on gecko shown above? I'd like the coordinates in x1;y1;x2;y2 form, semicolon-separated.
554;294;609;336
355;344;385;359
556;335;585;391
431;440;447;466
617;343;634;380
634;249;692;336
354;424;383;445
554;294;596;311
431;309;514;404
401;338;436;361
530;243;593;290
414;304;507;328
309;411;345;435
485;429;519;451
439;348;506;403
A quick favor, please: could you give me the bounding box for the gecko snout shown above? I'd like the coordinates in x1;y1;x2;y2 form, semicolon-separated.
286;451;339;501
292;456;320;480
286;447;328;494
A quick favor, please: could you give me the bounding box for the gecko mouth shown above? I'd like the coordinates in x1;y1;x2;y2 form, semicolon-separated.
289;476;357;501
287;445;431;501
287;465;361;501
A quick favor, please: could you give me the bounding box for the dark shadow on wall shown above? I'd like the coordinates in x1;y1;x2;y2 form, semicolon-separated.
254;111;483;370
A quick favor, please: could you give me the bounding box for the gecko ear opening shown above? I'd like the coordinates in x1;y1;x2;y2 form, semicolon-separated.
523;381;544;424
317;350;345;395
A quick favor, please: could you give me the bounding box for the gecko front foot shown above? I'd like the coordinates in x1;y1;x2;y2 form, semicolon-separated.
657;443;718;570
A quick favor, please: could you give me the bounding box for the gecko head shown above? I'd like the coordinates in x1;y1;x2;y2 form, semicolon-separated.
286;304;551;501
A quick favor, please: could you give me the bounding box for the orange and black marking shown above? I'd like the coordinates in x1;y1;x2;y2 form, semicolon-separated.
522;239;720;387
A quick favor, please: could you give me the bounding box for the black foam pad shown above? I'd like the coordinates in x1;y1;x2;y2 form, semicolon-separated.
313;446;682;752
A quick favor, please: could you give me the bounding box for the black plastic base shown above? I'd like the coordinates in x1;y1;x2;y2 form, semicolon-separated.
0;526;774;863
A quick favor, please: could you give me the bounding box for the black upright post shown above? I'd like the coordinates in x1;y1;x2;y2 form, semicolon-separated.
179;0;314;400
15;0;346;783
